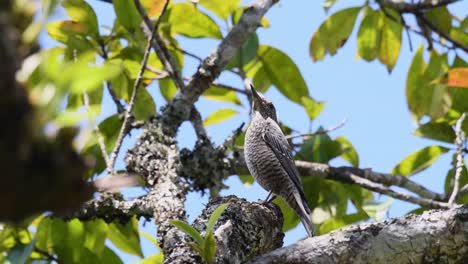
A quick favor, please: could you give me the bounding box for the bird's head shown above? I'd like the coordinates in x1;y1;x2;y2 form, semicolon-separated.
249;84;278;123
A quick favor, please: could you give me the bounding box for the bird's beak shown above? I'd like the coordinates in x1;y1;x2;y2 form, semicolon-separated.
250;84;261;102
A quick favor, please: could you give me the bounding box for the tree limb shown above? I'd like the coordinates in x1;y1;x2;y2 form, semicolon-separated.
248;204;468;263
381;0;461;13
160;0;279;136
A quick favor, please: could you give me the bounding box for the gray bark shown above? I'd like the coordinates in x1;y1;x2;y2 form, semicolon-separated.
248;205;468;264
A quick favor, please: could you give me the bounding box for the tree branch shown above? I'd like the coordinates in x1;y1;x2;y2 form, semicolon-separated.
160;0;279;136
248;204;468;263
108;0;170;173
381;0;461;13
449;113;466;204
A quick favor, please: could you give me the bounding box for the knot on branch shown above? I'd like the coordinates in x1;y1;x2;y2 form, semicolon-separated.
125;117;185;187
193;196;284;263
179;138;231;195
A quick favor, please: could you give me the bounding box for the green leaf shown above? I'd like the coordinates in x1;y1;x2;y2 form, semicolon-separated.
203;232;216;264
206;203;229;233
198;0;240;20
50;218;86;263
135;253;164;264
108;218;143;257
62;0;99;37
203;85;242;105
188;242;204;255
168;3;222;39
169;220;204;245
133;87;156;120
113;0;142;33
378;13;403;72
238;174;254;186
357;8;383;61
362;199;394;221
318;211;368;234
226;33;259;70
69;62;122;94
83;220;108;256
203;108;239;126
139;231;161;250
310;7;361;61
335;136;359;167
35;218;53;253
391;145;450;177
98;114;122;152
301;96;325;120
406;45;427;121
6;237;36;264
100;247;124;264
159;78;178;102
444;154;468;200
273;196;300;232
255;45;309;103
413;120;455;143
426;6;452;33
297;133;343;163
46;20;95;52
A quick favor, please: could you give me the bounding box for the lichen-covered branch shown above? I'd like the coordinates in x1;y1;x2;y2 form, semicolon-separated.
67;193;153;222
192;196;284;264
248;204;468;264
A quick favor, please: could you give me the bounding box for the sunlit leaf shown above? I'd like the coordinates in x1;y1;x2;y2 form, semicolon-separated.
357;8;383;61
238;174;254;186
69;62;122;94
378;12;403;72
203;85;242;105
203;108;239;126
310;7;361;61
255;45;309;103
301;96;325;120
391;145;450;177
108;218;143;257
169;220;204;245
141;0;165;18
135;253;164;264
62;0;99;37
335;136;359;167
318;211;367;234
426;6;452;33
406;45;427;121
100;247;124;264
362;199;393;221
83;220;108;256
113;0;142;32
273;196;300;232
198;0;240;20
168;3;222;39
159;78;178;101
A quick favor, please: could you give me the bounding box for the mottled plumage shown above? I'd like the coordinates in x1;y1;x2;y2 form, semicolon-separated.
244;85;314;237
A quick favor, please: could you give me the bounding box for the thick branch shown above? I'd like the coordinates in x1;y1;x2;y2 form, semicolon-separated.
160;0;279;136
67;193;153;222
248;205;468;263
192;196;284;264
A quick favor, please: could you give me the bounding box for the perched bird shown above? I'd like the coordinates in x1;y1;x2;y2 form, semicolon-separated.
244;84;314;237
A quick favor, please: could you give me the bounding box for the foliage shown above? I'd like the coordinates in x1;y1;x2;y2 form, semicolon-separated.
170;203;229;263
1;0;468;262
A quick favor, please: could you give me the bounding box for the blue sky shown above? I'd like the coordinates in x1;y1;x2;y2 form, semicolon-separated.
39;0;468;262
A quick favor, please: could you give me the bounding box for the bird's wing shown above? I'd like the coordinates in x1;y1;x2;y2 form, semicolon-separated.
262;119;309;210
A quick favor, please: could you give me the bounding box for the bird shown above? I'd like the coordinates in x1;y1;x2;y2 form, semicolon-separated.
244;84;314;237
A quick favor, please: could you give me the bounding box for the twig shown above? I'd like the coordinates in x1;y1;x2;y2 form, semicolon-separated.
133;0;186;91
448;112;466;205
34;247;59;262
286;118;348;140
415;12;468;53
83;92;112;173
219;122;245;153
346;172;450;209
108;0;170;173
189;106;208;139
381;0;460;13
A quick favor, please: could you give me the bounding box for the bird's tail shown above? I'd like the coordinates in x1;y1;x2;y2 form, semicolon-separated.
291;191;314;237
